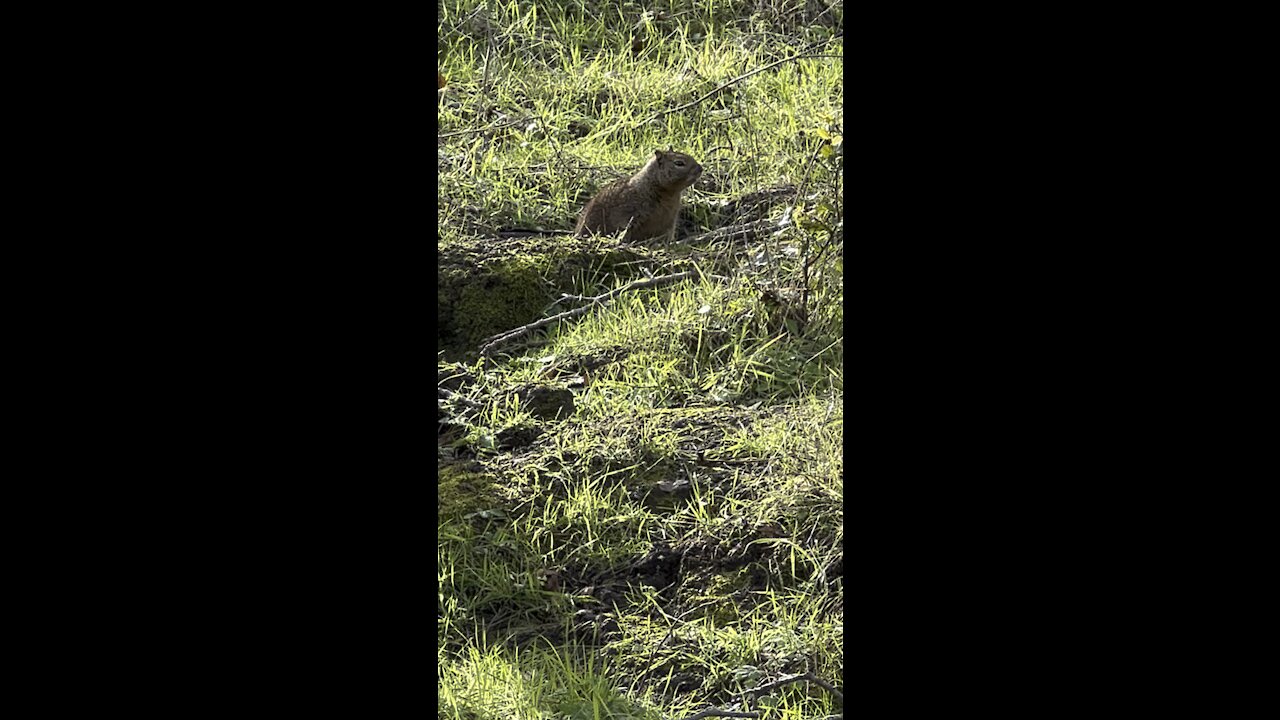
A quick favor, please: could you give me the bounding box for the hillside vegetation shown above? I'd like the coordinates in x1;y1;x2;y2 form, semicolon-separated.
438;2;843;717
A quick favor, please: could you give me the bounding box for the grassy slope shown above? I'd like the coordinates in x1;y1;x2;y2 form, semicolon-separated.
439;2;843;718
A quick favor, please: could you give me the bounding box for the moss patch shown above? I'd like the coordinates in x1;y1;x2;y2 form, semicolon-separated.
437;463;506;520
437;233;640;360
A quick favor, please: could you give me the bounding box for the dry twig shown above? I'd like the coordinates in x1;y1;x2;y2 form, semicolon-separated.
682;712;758;720
438;386;481;409
679;671;843;720
687;219;775;246
437;117;528;139
635;52;843;129
745;672;843;702
479;270;696;356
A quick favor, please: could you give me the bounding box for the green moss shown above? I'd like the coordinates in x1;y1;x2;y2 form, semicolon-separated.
437;464;505;520
437;234;641;360
438;257;549;358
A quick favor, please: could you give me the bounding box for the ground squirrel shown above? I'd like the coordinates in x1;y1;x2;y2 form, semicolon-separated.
574;148;703;244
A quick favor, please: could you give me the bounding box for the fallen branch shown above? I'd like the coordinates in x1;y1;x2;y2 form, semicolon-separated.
679;672;843;720
687;219;775;246
438;386;481;409
683;712;758;720
745;672;844;703
479;270;695;356
635;53;843;128
437;117;528;139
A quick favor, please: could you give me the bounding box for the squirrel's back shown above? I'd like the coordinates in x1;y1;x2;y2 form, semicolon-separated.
575;148;703;243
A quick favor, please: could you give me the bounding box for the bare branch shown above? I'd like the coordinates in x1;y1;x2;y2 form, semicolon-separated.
479;270;695;356
438;386;481;409
437;117;527;139
744;672;808;695
798;672;844;702
680;671;843;720
687;219;775;246
745;671;844;702
682;711;759;720
636;53;843;128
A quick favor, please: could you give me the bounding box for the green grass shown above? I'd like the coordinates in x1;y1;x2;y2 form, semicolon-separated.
439;2;842;718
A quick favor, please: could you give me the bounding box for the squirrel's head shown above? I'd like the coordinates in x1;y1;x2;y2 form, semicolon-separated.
647;148;703;190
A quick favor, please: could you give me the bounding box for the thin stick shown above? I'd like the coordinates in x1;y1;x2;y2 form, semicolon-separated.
687;219;775;246
680;671;843;720
438;117;527;139
438;387;481;409
746;672;844;702
479;270;695;356
682;711;759;720
801;672;844;702
636;53;843;128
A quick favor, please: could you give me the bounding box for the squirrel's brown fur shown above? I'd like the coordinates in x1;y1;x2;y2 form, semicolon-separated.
574;148;703;243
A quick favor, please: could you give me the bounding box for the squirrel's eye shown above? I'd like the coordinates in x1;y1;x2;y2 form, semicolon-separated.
674;160;685;167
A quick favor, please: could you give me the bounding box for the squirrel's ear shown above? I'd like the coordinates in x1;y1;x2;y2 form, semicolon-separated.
654;148;662;158
667;145;673;153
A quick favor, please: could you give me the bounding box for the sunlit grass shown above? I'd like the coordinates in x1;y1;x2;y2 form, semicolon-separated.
439;1;842;717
